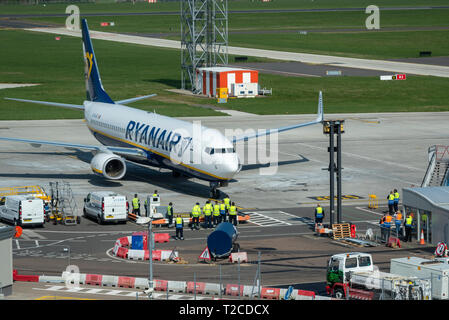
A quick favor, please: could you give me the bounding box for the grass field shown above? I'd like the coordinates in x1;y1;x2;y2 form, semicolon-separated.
227;30;449;59
1;29;449;120
0;29;226;119
22;8;449;59
1;0;449;15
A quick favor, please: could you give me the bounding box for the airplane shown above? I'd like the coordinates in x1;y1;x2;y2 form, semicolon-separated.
0;19;324;199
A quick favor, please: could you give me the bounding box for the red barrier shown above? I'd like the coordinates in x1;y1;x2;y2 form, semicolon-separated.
296;289;316;299
118;276;136;288
350;224;357;238
12;270;39;282
85;274;103;286
154;279;168;291
118;237;129;247
187;281;206;294
154;233;170;243
225;284;243;296
261;287;280;300
151;250;162;261
116;247;128;258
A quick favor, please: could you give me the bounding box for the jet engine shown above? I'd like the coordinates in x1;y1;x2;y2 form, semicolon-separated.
90;152;126;180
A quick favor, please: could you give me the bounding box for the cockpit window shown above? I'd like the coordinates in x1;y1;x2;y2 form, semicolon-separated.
205;147;236;155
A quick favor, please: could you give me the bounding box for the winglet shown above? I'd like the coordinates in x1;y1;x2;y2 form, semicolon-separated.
317;90;324;123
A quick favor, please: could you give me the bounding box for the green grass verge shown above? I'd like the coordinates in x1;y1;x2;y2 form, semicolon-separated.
2;0;449;15
227;30;449;59
23;9;449;60
214;74;449;115
24;9;449;33
1;29;449;120
0;29;224;119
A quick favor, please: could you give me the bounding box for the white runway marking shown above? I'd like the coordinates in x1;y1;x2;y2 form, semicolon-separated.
33;285;209;300
21;230;47;240
246;210;307;227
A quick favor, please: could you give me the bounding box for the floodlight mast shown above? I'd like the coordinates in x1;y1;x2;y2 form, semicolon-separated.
181;0;228;93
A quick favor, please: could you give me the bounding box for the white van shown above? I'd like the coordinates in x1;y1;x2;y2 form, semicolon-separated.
83;191;128;224
0;195;45;227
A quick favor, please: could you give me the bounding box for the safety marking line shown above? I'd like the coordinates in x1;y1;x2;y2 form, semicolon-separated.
245;211;309;227
21;230;47;240
35;295;95;300
33;285;208;300
15;240;20;250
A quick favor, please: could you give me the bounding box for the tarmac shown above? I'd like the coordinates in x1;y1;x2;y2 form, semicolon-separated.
0;111;443;299
0;111;444;211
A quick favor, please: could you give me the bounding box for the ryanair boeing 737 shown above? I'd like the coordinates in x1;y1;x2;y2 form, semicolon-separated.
1;19;323;198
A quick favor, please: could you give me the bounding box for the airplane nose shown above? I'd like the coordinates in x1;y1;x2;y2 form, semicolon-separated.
223;156;240;178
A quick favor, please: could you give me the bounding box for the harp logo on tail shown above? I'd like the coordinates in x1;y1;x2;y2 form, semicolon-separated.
85;52;93;80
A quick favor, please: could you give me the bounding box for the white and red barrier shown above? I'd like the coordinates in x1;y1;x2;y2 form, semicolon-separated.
111;235;178;261
14;269;325;300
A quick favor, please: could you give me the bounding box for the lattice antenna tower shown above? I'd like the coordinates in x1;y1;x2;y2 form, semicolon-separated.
181;0;228;93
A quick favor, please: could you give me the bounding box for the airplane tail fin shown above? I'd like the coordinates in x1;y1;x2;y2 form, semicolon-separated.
81;19;114;104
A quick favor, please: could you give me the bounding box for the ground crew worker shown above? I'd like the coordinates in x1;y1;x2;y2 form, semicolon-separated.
229;202;238;226
393;189;400;212
381;212;393;242
394;211;403;237
175;215;184;240
167;202;174;227
191;202;201;230
152;190;159;198
144;198;148;216
220;202;227;223
404;213;413;242
387;191;395;214
314;204;325;230
223;196;231;213
203;201;213;229
213;201;221;226
132;194;140;216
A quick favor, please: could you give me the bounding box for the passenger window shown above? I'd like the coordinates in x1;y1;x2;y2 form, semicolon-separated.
345;258;358;269
359;256;372;267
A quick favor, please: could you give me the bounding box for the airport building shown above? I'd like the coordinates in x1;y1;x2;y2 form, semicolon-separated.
196;67;259;98
0;223;14;296
402;186;449;245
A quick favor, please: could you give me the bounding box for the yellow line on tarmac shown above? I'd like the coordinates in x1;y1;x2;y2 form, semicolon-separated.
35;295;95;300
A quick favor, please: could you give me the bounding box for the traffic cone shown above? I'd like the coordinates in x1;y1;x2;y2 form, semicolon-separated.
420;229;425;245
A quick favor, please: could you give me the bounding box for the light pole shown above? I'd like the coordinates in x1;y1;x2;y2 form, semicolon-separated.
146;195;154;299
148;214;153;298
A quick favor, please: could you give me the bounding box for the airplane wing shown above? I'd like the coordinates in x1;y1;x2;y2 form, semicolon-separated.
231;91;324;143
116;94;157;105
0;137;146;159
4;98;84;110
